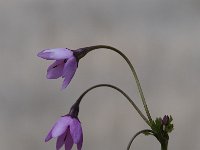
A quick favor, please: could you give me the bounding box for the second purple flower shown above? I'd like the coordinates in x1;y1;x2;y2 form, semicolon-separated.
45;115;83;150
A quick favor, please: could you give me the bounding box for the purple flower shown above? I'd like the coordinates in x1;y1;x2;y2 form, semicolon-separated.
45;115;83;150
37;48;79;89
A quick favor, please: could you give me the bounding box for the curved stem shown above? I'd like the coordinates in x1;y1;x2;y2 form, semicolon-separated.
127;129;155;150
81;45;153;123
75;84;150;126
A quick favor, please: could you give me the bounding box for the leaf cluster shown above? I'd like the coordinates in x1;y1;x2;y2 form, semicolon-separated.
151;115;174;134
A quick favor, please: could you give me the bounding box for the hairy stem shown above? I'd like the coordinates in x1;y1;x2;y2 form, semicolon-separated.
127;129;154;150
75;84;150;126
161;143;168;150
81;45;153;123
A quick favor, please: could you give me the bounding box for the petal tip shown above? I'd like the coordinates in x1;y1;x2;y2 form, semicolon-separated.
46;72;58;79
61;84;67;90
37;51;43;58
61;78;71;90
37;50;51;59
45;135;52;142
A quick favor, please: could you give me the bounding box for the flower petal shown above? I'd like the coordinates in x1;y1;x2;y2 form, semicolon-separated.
37;48;73;60
52;116;72;138
69;118;82;144
46;60;65;79
77;133;83;150
65;130;74;150
45;128;53;142
61;57;78;89
56;131;67;150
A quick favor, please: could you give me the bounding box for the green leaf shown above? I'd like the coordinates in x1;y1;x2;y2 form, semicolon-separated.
169;115;173;123
166;124;174;133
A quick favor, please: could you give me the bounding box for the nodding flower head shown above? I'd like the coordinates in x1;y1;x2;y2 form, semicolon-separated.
37;48;87;89
45;104;83;150
45;115;83;150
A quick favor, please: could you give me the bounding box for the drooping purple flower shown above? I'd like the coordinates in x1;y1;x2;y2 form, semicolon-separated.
45;115;83;150
37;48;87;89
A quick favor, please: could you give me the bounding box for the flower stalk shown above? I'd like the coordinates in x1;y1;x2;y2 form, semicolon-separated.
81;45;153;123
161;140;168;150
127;129;154;150
75;84;150;126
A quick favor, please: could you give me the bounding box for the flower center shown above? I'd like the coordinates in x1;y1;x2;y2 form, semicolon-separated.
64;59;67;63
53;65;58;68
52;60;67;69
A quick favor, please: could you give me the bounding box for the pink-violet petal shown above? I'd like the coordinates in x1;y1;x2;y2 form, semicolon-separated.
56;131;67;150
46;60;65;79
69;118;82;144
61;57;78;89
37;48;73;60
45;128;53;142
77;133;83;150
52;116;72;138
65;131;74;150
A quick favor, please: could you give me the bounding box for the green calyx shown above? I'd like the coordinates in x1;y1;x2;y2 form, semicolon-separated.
150;116;174;134
145;115;174;148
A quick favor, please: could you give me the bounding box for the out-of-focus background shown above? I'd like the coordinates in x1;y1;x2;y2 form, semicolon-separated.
1;0;200;149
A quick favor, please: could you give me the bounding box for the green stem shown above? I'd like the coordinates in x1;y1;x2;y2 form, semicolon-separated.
75;84;150;126
127;129;154;150
161;142;168;150
81;45;153;123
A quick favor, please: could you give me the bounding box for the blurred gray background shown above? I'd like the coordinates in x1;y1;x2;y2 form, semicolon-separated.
1;0;200;149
